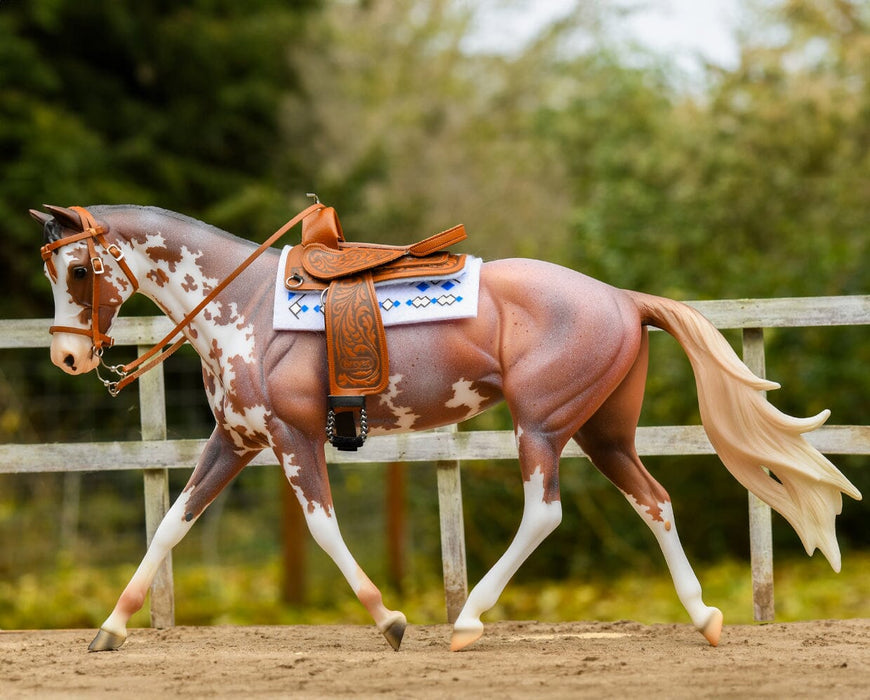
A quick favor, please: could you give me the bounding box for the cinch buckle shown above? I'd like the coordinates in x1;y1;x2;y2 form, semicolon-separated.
326;395;368;451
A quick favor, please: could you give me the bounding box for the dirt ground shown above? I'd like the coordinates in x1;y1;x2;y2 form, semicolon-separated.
2;619;868;699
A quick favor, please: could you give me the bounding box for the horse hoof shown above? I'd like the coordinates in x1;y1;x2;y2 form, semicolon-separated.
700;607;724;647
88;628;127;652
380;612;407;651
450;620;483;651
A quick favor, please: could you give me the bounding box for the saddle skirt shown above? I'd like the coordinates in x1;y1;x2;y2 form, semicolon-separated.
273;247;482;332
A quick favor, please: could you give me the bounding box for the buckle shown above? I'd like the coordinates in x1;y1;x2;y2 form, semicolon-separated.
106;244;125;261
91;256;105;274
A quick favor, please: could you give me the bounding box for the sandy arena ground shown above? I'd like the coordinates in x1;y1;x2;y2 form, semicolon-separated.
2;619;868;698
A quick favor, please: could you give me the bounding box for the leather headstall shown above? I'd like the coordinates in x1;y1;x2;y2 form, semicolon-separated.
40;206;139;353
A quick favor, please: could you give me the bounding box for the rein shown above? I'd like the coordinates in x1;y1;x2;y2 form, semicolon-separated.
43;201;325;396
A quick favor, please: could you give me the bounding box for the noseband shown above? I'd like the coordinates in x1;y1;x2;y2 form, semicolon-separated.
40;206;140;353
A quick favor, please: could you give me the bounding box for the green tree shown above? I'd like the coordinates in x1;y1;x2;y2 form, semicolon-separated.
1;0;319;319
546;0;868;299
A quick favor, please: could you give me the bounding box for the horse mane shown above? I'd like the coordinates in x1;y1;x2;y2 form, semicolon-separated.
42;219;64;246
89;205;256;247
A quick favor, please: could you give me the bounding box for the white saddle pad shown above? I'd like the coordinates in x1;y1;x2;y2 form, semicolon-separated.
273;246;482;331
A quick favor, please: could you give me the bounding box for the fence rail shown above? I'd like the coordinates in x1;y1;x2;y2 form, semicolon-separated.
1;295;868;627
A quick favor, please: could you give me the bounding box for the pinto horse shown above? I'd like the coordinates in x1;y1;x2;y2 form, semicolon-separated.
32;203;860;653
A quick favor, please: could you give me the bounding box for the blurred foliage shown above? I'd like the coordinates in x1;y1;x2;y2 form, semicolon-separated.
0;0;868;628
1;0;319;320
2;550;868;629
280;0;579;259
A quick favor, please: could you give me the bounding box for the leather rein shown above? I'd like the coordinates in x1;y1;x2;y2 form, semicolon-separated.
41;202;325;396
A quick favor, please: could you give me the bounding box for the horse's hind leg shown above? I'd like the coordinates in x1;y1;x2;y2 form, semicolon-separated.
574;329;723;646
89;428;258;651
451;431;563;651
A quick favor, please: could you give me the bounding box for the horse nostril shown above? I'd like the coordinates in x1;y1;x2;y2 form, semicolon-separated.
64;354;76;368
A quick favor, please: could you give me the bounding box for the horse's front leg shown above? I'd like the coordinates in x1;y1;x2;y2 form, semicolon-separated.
89;428;259;651
451;432;563;651
272;426;406;650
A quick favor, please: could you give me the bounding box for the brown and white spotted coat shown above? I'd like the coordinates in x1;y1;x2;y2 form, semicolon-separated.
34;204;860;653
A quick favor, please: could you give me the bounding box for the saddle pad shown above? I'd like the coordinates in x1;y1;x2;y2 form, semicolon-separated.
273;246;482;331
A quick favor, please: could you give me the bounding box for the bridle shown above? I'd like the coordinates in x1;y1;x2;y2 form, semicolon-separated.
40;200;325;396
40;205;139;358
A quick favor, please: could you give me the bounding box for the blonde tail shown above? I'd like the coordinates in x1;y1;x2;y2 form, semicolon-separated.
630;291;861;571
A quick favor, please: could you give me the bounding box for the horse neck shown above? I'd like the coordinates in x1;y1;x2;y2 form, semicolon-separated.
101;206;276;360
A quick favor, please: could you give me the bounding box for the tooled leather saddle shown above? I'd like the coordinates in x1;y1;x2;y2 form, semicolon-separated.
285;204;467;450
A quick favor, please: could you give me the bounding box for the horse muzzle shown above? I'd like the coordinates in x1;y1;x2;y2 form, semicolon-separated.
50;333;100;375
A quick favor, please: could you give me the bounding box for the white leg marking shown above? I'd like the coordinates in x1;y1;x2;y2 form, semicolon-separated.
624;496;721;635
454;467;562;641
279;451;299;481
295;493;403;632
101;492;196;636
300;500;363;590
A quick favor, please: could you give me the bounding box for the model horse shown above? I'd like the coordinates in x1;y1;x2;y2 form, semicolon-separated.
32;203;860;653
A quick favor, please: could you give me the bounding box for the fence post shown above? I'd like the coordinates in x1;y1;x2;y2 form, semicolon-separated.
742;328;775;621
138;345;175;628
435;424;468;623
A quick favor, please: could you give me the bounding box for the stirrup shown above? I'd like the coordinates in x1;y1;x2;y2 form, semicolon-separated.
326;395;368;451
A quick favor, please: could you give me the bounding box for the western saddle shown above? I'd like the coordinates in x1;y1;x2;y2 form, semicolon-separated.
284;203;467;450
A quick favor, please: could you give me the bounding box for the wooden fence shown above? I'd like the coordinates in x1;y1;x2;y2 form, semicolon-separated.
1;295;868;627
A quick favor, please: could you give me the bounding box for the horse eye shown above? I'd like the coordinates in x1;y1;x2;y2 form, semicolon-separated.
72;266;88;280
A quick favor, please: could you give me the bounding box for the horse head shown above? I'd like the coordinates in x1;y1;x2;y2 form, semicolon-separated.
31;205;138;375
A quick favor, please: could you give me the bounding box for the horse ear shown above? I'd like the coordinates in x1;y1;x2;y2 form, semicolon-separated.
29;209;53;227
43;204;84;231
